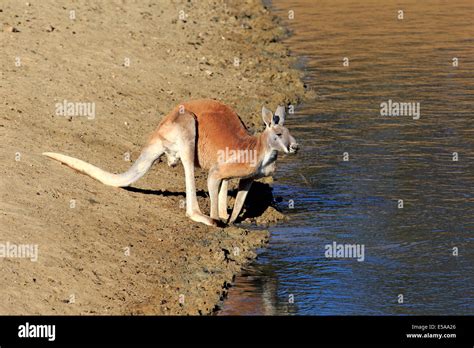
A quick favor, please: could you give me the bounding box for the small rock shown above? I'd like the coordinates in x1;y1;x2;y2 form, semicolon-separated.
205;70;213;76
46;25;55;32
5;26;20;33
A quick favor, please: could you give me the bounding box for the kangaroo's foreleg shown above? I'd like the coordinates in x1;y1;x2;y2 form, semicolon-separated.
218;179;229;221
207;168;223;221
229;178;253;223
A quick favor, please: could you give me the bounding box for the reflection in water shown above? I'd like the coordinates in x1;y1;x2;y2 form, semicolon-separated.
216;265;298;315
219;0;474;315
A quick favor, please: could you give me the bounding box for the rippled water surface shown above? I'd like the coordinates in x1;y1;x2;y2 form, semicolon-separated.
219;0;474;315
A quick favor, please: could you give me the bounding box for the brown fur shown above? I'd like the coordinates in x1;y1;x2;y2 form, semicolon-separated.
151;99;261;173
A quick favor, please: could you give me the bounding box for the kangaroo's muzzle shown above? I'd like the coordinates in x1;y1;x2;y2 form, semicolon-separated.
289;143;299;154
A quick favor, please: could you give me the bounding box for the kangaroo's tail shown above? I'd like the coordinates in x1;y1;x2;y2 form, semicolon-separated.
42;142;164;187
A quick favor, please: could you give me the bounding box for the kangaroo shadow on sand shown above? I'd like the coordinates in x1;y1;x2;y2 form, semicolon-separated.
229;182;277;222
122;181;276;223
122;186;208;198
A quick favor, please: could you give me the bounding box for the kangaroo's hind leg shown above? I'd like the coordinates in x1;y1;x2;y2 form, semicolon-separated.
174;111;216;227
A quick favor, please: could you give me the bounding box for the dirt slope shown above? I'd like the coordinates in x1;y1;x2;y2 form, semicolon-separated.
0;0;306;314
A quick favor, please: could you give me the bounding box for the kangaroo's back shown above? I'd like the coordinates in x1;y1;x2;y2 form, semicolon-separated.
180;99;257;169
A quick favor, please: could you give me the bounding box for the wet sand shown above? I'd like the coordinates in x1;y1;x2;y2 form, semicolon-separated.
0;0;307;314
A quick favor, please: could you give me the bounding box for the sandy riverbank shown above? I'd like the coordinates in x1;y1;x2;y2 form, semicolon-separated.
0;0;307;315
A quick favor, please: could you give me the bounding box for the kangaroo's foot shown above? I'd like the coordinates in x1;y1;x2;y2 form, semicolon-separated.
187;211;217;227
218;210;229;222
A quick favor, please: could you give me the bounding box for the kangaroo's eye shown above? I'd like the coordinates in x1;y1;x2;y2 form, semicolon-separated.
275;133;282;137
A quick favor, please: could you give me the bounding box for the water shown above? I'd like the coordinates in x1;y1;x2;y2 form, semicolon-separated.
219;0;474;315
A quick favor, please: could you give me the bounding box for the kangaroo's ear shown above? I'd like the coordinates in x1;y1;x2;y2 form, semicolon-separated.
273;105;286;126
262;106;273;128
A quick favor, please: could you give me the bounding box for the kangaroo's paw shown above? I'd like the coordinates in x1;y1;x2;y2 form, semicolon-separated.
228;213;239;225
218;210;230;222
187;211;217;227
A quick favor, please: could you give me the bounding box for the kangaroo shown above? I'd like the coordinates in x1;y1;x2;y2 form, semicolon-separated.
43;99;298;226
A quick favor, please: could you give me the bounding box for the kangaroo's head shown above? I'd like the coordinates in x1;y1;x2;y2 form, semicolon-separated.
261;106;298;154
